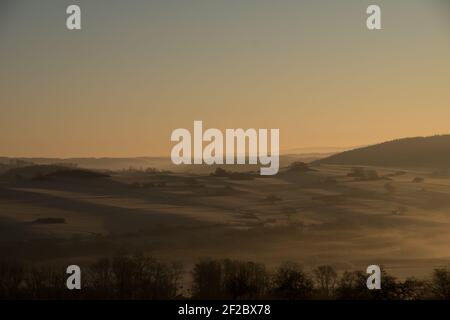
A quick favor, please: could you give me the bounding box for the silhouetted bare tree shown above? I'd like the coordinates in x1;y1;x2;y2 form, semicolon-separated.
313;265;337;298
222;259;269;299
0;260;24;299
191;259;224;299
335;270;369;300
431;268;450;299
271;262;313;300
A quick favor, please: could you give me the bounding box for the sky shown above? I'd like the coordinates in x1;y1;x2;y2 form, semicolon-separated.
0;0;449;157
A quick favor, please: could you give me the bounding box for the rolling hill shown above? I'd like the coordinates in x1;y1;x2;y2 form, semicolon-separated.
315;135;450;168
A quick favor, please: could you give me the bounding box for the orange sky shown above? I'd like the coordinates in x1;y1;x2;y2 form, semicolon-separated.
1;0;450;157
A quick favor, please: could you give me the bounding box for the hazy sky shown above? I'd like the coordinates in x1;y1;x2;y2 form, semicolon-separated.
1;0;449;157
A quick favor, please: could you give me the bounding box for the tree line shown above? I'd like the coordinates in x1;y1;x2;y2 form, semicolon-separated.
0;254;449;300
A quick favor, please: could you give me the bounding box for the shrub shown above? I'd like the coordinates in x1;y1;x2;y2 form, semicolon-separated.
347;167;380;181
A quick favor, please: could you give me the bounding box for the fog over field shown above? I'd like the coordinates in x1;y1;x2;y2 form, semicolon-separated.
1;136;450;286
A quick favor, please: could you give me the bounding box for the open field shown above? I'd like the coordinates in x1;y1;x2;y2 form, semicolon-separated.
0;163;450;282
